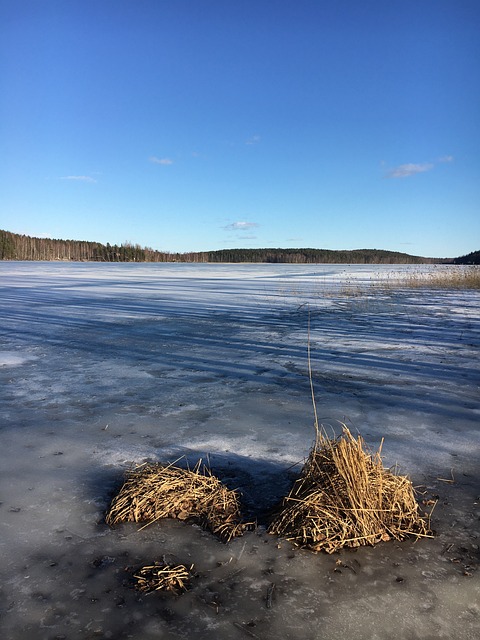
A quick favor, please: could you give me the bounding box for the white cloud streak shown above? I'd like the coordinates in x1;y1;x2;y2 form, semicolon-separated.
223;221;259;231
149;156;174;165
385;155;453;179
60;175;97;183
385;163;434;178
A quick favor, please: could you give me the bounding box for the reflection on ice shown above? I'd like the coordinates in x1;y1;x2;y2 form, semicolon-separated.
0;262;479;639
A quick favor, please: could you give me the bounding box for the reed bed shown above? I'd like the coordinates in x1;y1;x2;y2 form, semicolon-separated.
133;561;194;595
105;461;246;541
392;265;480;290
268;427;431;553
325;266;480;306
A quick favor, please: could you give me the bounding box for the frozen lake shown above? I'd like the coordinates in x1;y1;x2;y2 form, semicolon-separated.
0;261;479;639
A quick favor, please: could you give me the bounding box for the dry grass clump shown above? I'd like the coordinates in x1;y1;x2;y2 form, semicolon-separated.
393;265;480;290
134;561;194;595
105;461;246;541
268;427;431;553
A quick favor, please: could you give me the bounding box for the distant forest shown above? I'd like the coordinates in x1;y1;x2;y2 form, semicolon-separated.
0;229;472;264
453;249;480;265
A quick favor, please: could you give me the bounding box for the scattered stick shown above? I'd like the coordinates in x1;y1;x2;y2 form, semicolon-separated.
437;469;455;484
266;582;275;608
133;562;194;595
233;622;262;639
218;567;245;584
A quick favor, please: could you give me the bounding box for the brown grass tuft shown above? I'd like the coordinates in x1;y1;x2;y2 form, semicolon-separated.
133;561;195;595
105;460;246;541
268;427;431;553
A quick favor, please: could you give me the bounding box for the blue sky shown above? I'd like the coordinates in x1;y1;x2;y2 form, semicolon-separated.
1;0;479;257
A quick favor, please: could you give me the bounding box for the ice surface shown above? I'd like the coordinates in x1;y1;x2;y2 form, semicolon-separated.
0;262;479;639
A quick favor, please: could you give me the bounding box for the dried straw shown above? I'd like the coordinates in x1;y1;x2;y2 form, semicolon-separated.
268;427;431;553
134;561;194;595
105;460;246;541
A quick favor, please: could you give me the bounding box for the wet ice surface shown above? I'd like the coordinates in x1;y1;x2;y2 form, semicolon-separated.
0;262;479;640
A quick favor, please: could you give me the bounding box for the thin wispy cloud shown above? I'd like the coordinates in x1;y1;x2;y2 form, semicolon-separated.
246;135;260;145
385;155;453;179
223;221;259;231
385;163;434;179
60;175;97;183
149;156;174;165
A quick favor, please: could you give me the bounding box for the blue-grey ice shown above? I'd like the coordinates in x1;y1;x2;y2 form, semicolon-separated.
0;262;479;639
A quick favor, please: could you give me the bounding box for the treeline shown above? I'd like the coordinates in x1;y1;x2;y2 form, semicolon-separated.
453;250;480;265
0;229;449;264
202;248;438;264
0;230;170;262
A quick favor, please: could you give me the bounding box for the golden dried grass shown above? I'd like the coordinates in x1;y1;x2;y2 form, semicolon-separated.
134;561;194;595
105;460;246;541
268;427;431;553
398;265;480;290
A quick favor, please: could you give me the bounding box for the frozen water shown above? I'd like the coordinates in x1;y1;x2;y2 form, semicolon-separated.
0;261;479;639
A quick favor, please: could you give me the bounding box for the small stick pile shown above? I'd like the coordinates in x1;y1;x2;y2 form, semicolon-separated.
105;461;246;541
268;427;431;553
134;562;194;595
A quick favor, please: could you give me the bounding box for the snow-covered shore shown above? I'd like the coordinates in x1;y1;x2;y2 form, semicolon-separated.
1;262;478;639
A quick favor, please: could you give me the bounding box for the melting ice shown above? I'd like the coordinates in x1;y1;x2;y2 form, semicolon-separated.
0;262;479;639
